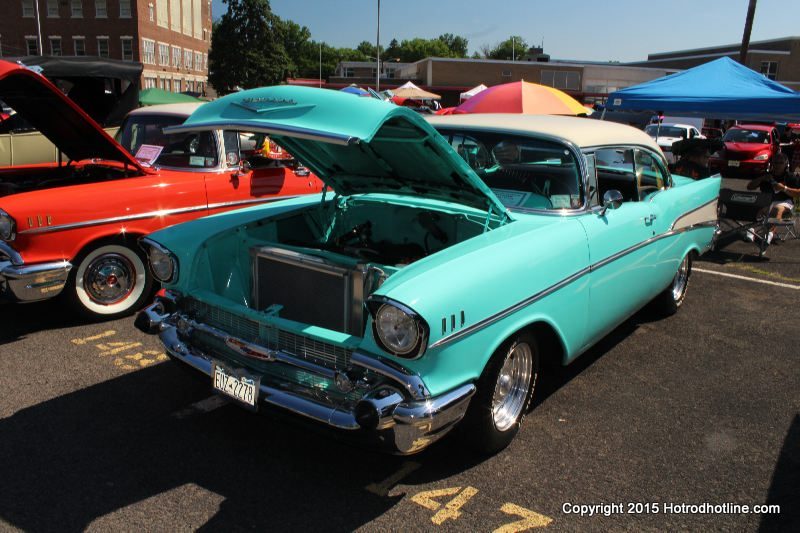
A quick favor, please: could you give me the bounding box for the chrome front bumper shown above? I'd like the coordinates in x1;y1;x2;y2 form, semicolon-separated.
137;300;475;454
0;243;72;302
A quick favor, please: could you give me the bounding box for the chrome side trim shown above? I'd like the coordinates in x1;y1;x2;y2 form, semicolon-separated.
428;266;591;349
0;241;23;266
207;196;298;211
430;221;716;349
165;121;359;146
19;197;291;235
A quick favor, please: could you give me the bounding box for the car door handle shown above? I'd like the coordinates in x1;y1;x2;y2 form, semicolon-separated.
642;214;657;225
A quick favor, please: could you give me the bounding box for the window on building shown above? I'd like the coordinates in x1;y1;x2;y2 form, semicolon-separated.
46;0;59;17
142;39;155;64
203;53;207;70
193;0;202;39
73;37;86;56
22;1;35;18
156;0;168;27
120;0;131;17
49;37;62;56
184;49;192;70
96;0;107;18
166;79;172;92
182;0;192;36
26;37;39;56
194;51;202;71
540;70;580;90
175;79;182;92
148;3;154;22
172;46;181;68
71;0;83;17
144;77;157;89
760;61;778;80
170;0;180;32
343;67;354;78
121;38;133;60
501;70;512;78
385;68;396;79
97;37;109;58
158;42;169;65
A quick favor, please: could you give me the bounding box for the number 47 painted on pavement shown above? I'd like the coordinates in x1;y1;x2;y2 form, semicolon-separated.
411;486;553;531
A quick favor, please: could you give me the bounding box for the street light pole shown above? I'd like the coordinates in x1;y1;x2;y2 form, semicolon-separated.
376;0;381;92
319;42;322;88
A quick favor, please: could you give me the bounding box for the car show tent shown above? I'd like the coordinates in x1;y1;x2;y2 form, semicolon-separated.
605;57;800;121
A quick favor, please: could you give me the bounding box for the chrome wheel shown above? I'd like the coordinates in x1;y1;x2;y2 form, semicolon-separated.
491;342;534;432
671;255;690;302
83;253;136;305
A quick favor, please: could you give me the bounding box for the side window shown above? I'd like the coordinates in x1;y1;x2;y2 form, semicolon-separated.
594;147;638;203
222;130;241;166
634;148;668;200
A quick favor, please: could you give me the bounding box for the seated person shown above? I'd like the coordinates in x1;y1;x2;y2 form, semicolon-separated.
746;152;800;243
670;138;723;180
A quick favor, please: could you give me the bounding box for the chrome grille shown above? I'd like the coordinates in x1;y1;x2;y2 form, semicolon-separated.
181;298;352;369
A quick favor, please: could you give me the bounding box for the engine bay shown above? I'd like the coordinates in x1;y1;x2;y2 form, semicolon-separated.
0;163;133;197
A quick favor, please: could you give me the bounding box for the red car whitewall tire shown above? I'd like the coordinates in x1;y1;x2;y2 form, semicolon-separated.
70;243;152;318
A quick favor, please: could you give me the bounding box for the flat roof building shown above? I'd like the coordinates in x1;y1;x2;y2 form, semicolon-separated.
0;0;212;94
629;36;800;89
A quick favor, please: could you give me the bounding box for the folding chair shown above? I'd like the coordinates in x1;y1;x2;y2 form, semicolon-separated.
772;201;798;241
716;188;774;256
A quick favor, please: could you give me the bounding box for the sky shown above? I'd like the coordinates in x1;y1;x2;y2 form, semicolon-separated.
210;0;798;62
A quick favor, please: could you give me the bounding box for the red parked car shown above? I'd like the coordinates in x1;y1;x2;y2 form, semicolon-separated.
0;60;324;318
709;124;780;179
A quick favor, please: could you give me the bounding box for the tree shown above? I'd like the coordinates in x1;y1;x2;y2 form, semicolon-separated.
279;19;312;79
385;38;401;60
208;0;290;94
395;38;451;62
437;33;469;58
487;36;529;60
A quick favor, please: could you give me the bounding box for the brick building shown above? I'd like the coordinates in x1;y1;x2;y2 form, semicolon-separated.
629;36;800;90
0;0;212;94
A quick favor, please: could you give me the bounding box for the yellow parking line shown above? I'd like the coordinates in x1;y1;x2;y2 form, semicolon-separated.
98;342;143;357
495;503;553;532
365;461;421;497
71;330;116;345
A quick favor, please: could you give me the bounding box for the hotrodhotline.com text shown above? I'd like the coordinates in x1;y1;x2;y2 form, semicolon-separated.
562;502;781;517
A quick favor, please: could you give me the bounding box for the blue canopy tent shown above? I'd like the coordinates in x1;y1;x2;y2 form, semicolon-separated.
605;57;800;121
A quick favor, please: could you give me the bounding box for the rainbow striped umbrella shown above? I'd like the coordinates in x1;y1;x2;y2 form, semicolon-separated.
454;81;587;115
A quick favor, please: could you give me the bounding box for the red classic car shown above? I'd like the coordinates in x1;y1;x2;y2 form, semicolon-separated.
709;124;780;179
0;60;324;318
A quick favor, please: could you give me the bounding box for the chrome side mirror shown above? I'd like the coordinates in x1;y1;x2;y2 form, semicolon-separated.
598;189;624;216
237;159;252;176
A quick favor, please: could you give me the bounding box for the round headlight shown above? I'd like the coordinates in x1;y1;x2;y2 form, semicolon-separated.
374;304;422;357
0;210;15;241
147;244;176;282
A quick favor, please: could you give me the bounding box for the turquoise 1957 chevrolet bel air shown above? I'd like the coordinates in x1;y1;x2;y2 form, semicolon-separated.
135;86;720;455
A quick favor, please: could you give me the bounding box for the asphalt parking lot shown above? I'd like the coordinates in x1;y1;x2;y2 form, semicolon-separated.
1;181;798;532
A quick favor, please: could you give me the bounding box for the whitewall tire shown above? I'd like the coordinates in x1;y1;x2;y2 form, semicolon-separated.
70;243;152;318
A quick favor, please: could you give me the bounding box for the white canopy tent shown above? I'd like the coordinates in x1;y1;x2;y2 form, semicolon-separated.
459;84;488;102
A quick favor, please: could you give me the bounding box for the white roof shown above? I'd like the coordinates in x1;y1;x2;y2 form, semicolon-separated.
426;114;660;151
652;123;696;130
128;103;203;118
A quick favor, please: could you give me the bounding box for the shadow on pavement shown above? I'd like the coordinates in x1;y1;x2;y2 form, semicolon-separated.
0;298;99;345
759;414;800;532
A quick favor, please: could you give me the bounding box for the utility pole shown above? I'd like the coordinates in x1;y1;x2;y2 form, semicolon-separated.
512;36;515;61
739;0;757;65
376;0;381;92
319;42;322;88
34;0;43;55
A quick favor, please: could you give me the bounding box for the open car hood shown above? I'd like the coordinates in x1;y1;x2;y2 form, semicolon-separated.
167;85;507;215
0;60;144;170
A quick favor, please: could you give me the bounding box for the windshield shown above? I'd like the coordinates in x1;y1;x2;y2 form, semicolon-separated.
723;129;769;144
116;114;219;168
644;125;687;138
439;130;582;210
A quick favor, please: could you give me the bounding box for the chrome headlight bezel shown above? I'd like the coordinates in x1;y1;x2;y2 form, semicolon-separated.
140;238;178;283
367;297;429;359
0;209;16;242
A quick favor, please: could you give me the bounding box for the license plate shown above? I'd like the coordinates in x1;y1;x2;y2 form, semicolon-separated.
212;362;259;408
728;160;740;167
